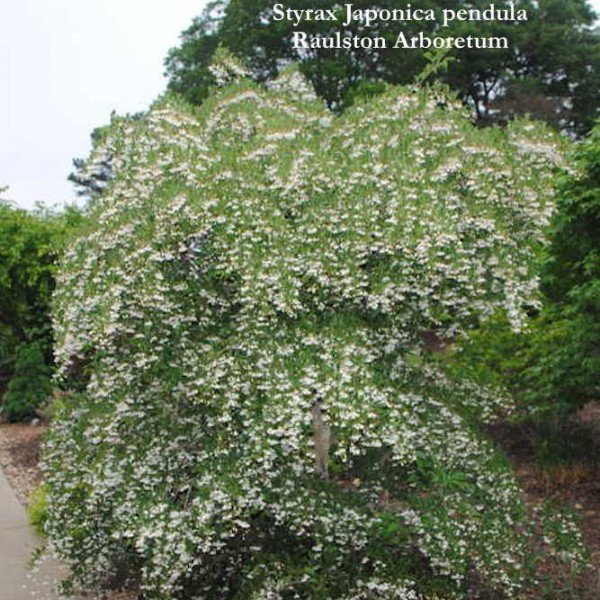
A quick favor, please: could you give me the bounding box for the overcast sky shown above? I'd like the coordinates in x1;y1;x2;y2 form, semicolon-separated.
1;0;208;210
2;0;599;210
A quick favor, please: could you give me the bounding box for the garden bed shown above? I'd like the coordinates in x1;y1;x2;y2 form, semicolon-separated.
0;421;46;505
489;403;600;597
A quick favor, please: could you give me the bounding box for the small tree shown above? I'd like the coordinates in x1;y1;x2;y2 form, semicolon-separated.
544;123;600;404
46;62;586;598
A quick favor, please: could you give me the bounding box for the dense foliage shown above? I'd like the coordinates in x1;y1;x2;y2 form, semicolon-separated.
2;341;52;422
450;124;600;415
46;62;586;598
447;311;573;415
544;123;600;401
0;199;81;418
165;0;600;134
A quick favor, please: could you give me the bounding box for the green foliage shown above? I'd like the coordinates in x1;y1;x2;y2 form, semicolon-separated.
2;342;52;421
45;61;584;597
448;310;588;416
0;201;83;416
28;483;50;537
413;49;455;86
164;0;600;133
544;123;600;400
342;80;389;108
0;202;55;390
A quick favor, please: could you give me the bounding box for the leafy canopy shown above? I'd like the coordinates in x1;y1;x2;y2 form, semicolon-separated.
543;123;600;403
165;0;600;134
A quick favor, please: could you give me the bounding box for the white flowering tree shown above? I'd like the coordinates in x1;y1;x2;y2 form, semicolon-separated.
45;60;585;598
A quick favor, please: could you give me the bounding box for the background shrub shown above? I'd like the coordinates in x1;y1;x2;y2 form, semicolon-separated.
0;200;82;419
2;341;52;422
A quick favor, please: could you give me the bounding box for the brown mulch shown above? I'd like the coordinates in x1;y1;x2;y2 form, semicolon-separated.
0;421;47;505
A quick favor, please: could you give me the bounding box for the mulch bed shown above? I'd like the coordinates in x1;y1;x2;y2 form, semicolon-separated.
0;421;47;505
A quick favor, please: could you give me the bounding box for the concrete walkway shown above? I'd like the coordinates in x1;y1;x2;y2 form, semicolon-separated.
0;468;67;600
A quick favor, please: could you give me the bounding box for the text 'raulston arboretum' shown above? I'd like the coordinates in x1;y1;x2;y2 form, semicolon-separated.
272;2;528;50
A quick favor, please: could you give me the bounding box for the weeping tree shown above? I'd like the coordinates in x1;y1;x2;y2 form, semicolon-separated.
45;57;587;598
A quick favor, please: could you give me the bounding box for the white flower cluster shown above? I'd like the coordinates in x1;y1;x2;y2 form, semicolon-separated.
342;578;421;599
45;59;581;598
209;48;251;87
266;66;318;104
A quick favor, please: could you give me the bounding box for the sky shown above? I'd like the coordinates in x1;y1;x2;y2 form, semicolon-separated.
1;0;599;210
1;0;208;210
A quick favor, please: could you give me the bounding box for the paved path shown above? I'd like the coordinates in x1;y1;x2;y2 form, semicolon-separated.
0;467;68;600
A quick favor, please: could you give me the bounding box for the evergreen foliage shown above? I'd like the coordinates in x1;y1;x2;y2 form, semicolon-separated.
2;341;51;421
